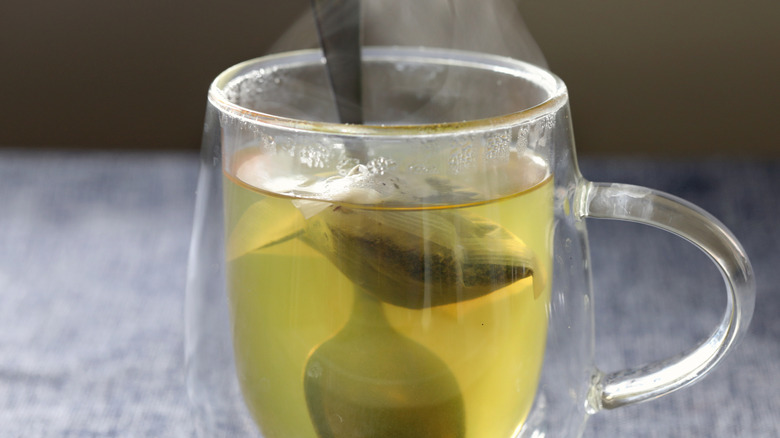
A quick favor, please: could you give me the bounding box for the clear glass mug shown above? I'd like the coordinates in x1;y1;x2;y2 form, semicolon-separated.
185;47;755;437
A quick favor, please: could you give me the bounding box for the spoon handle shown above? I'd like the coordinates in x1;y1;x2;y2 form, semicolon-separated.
309;0;363;125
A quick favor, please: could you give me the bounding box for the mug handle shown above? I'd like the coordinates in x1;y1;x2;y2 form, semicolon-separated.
578;181;755;411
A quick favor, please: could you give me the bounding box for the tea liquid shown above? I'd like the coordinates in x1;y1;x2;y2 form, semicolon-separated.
224;153;553;438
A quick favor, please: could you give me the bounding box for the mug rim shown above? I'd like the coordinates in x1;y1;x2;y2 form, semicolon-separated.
208;46;568;137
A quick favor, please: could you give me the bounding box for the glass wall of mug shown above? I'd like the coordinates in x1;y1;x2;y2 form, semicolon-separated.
185;47;753;438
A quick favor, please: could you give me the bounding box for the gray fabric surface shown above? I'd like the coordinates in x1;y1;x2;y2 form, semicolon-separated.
0;149;777;437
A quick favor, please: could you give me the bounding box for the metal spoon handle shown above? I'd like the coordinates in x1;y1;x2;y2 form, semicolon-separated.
310;0;363;125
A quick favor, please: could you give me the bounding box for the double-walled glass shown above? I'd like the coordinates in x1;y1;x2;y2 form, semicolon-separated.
186;47;754;437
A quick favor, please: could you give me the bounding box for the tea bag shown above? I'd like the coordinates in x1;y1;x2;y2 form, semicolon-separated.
293;165;541;309
302;205;540;309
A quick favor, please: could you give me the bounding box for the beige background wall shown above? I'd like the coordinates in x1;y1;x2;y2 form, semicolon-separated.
2;0;778;157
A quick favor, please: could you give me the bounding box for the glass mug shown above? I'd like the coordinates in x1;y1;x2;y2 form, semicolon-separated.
185;47;755;437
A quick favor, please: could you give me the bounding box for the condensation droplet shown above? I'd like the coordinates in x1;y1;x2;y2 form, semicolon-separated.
484;129;511;161
408;164;439;174
367;156;397;175
448;142;474;174
544;114;556;130
260;132;276;153
517;126;530;152
337;157;361;175
298;142;333;168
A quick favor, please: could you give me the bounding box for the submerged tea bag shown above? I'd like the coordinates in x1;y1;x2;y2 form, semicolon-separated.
302;204;539;309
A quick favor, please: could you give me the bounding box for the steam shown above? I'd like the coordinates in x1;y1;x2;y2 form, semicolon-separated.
222;0;550;128
269;0;546;68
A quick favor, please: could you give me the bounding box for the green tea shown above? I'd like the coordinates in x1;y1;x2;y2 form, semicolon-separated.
224;151;553;438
